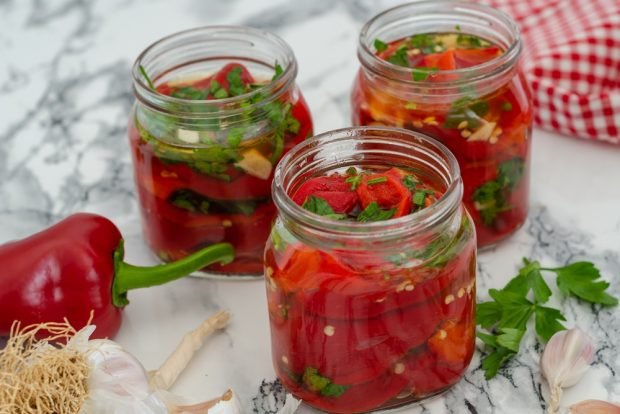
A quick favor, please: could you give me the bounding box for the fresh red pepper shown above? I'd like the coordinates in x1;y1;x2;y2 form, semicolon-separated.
0;213;234;339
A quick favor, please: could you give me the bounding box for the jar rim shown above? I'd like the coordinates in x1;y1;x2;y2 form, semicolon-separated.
131;25;298;116
272;126;463;244
358;1;522;87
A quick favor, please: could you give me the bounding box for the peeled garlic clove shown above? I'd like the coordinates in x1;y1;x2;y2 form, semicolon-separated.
570;400;620;413
541;328;595;414
542;328;594;387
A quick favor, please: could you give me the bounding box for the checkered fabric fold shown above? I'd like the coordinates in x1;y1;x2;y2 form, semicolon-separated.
487;0;620;144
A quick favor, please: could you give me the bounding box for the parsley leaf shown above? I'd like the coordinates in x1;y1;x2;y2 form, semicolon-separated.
272;61;284;80
357;202;395;222
477;257;617;379
345;174;363;190
412;67;438;82
550;262;619;306
139;65;155;90
387;46;409;67
472;158;524;226
302;196;345;220
374;38;388;52
227;66;247;96
303;367;347;398
403;175;418;191
366;176;387;185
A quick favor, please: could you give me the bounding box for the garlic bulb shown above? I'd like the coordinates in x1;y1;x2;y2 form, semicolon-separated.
541;328;595;414
570;400;620;413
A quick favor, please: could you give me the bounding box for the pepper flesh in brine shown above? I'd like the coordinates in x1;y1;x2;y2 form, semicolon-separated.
265;167;476;413
353;32;532;247
130;62;313;274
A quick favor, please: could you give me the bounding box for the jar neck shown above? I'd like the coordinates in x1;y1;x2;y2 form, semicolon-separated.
358;1;522;102
272;127;464;251
131;26;297;119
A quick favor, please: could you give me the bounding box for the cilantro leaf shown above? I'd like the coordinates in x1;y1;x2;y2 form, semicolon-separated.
412;67;438;82
227;66;247;96
534;305;566;342
374;38;388;52
357;202;395;222
550;262;619;306
402;175;418;191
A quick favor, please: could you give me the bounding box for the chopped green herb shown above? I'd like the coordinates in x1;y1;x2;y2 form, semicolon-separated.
473;158;524;226
302;368;347;398
213;88;229;99
404;102;417;110
227;128;243;147
374;38;388;52
457;34;486;48
345;174;363;190
387;46;409;67
455;24;462;31
346;166;358;176
408;33;438;53
302;196;346;220
366;176;388;186
412;67;438;82
272;61;284;80
502;101;513;112
403;175;418;191
476;258;617;379
139;65;156;90
170;86;209;100
357;202;395;222
412;190;427;206
209;80;221;94
227;66;247;96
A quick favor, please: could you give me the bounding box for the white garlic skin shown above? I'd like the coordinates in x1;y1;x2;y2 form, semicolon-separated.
570;399;620;414
541;328;595;388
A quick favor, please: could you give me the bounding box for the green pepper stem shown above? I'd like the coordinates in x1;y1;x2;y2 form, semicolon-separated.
112;242;234;308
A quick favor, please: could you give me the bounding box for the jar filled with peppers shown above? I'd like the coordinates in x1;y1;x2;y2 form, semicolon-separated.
265;127;476;413
129;27;313;276
351;1;533;248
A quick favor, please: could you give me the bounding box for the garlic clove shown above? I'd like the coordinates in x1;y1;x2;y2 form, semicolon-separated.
570;400;620;414
276;394;302;414
541;328;594;387
541;328;595;414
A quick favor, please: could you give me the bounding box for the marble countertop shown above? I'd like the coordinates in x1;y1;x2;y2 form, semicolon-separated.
1;1;619;413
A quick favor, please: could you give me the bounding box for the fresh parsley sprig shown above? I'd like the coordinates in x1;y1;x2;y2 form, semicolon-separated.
477;258;618;379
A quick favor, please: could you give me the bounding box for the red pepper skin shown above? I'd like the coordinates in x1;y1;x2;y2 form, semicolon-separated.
0;213;233;339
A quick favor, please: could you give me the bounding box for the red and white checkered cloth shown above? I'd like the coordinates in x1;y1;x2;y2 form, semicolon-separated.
486;0;620;144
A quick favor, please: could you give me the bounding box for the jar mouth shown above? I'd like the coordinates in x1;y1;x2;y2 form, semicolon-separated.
132;25;298;117
272;127;463;245
358;1;522;88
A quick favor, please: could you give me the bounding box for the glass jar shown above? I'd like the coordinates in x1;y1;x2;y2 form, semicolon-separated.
264;127;476;413
351;1;533;248
129;26;313;276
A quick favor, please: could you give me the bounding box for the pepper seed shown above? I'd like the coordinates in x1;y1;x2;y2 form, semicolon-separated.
437;329;447;340
281;355;289;365
457;120;469;130
444;294;455;305
394;363;405;374
461;130;472;138
324;325;335;336
457;288;465;298
222;220;232;228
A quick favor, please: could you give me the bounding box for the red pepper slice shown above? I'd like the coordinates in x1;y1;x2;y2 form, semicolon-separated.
427;319;475;365
283;369;409;414
210;62;254;92
453;47;501;68
356;169;411;217
403;349;467;397
423;50;456;71
292;176;358;214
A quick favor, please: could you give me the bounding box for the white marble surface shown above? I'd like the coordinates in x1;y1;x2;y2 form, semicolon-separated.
1;1;619;413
